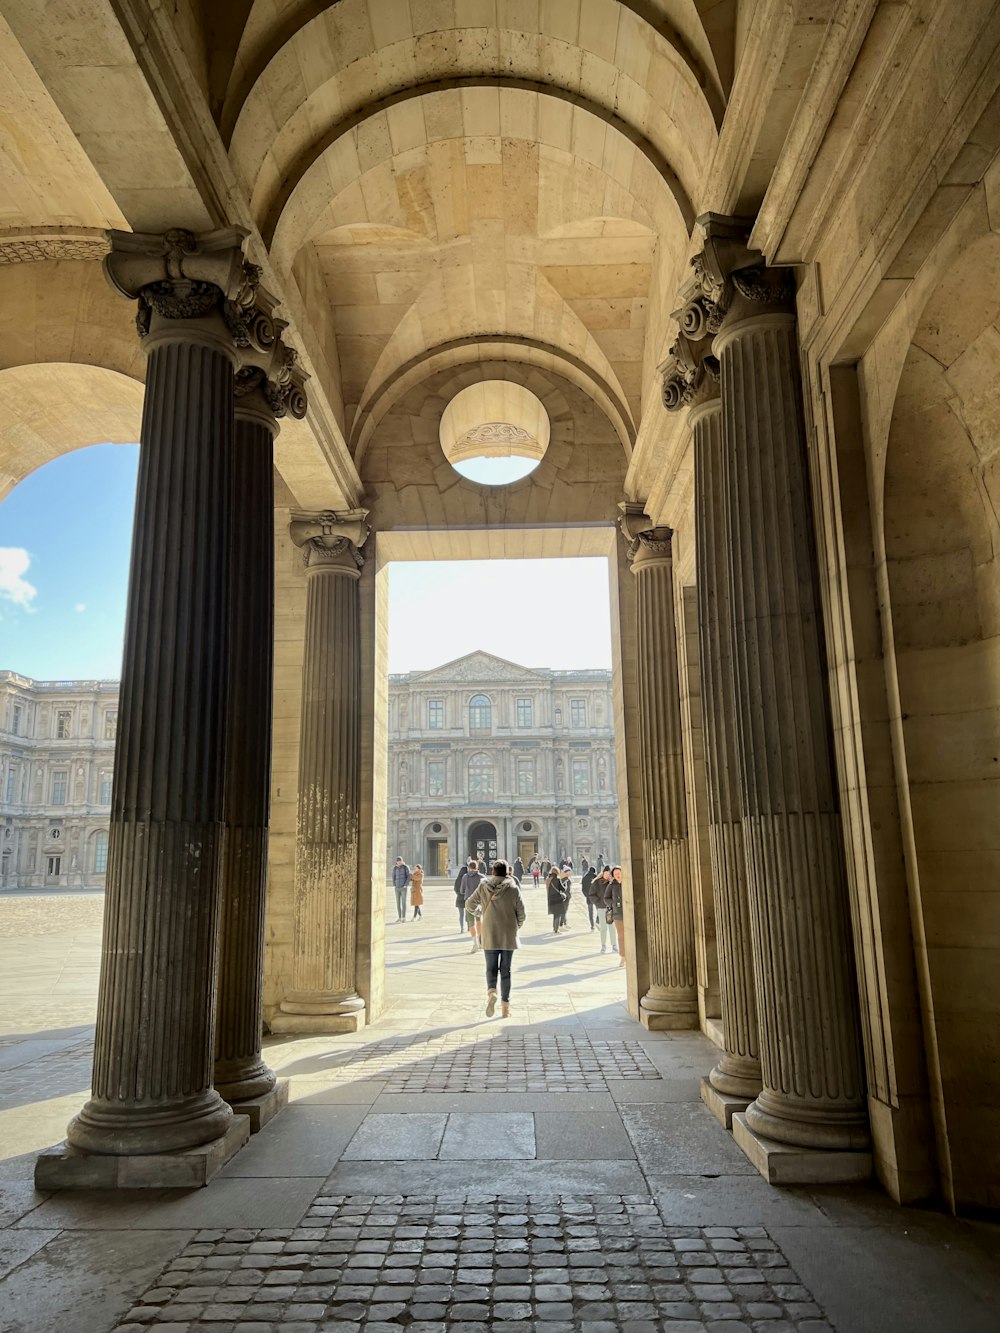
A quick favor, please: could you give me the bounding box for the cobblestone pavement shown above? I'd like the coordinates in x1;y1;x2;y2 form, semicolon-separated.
321;1035;661;1092
112;1195;833;1333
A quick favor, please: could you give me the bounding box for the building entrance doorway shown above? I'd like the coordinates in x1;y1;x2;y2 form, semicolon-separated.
517;836;538;865
426;837;449;875
467;820;498;867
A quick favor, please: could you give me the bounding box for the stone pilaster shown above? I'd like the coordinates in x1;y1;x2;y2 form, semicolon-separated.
213;314;308;1119
619;509;698;1030
697;215;868;1157
271;510;372;1034
662;309;763;1112
64;228;254;1160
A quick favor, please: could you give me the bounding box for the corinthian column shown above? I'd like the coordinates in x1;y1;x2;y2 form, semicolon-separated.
46;228;259;1180
271;510;371;1034
696;215;868;1171
662;316;763;1123
619;510;698;1029
213;318;308;1127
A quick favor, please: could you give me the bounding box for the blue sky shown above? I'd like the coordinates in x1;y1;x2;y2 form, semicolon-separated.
0;444;139;680
0;445;612;679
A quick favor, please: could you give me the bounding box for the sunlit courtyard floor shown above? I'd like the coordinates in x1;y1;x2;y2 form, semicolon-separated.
1;886;999;1333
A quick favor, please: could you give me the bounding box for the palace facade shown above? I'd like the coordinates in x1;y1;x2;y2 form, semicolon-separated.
387;652;620;874
0;672;117;890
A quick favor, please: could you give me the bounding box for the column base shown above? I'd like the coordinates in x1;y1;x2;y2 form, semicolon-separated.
639;991;699;1030
732;1113;873;1186
227;1080;289;1134
703;1016;725;1050
35;1115;250;1190
701;1076;751;1129
270;1010;365;1034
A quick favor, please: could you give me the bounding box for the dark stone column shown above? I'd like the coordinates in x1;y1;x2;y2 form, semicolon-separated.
213;338;308;1116
65;228;254;1157
271;511;371;1034
619;509;698;1030
694;216;868;1161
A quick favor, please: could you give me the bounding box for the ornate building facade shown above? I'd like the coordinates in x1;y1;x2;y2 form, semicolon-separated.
387;652;620;874
0;672;117;890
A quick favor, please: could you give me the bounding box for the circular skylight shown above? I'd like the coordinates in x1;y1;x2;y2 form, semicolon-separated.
439;381;550;486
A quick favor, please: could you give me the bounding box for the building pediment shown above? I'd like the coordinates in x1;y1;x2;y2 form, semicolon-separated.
407;652;549;685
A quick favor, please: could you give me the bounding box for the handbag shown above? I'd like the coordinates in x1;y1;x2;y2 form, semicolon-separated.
605;906;614;923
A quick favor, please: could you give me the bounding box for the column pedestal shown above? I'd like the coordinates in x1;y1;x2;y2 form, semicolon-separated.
272;513;370;1035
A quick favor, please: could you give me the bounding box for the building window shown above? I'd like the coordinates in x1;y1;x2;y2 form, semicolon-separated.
468;753;494;798
427;699;444;729
94;831;108;875
51;771;68;805
5;767;15;804
98;770;113;805
104;710;118;740
47;854;61;877
554;707;562;726
516;697;533;727
11;703;22;735
517;759;535;796
572;759;589;796
427;760;445;796
571;699;587;728
56;709;72;739
469;695;491;731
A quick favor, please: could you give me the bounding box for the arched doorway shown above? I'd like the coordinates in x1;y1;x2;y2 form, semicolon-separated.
467;819;498;867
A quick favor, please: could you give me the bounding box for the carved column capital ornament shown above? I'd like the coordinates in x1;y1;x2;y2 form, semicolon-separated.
617;502;672;566
289;509;371;572
233;287;309;427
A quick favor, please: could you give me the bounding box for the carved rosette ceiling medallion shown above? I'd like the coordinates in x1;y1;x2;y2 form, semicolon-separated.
0;230;110;265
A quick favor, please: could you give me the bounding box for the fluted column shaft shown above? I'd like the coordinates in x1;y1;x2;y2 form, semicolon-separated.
717;306;868;1150
68;323;236;1155
632;534;699;1028
692;398;762;1100
273;540;366;1031
213;398;278;1102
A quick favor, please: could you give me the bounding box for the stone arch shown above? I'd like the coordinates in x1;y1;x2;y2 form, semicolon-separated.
882;230;1000;1211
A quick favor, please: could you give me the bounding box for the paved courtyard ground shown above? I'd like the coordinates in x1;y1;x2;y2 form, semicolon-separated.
1;885;998;1333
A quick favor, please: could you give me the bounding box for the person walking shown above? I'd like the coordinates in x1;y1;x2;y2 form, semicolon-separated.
453;866;467;933
410;864;424;920
557;864;573;930
513;855;525;882
594;866;615;954
462;858;484;951
529;856;541;888
545;865;567;934
582;863;598;929
605;865;626;966
465;860;526;1018
391;857;410;923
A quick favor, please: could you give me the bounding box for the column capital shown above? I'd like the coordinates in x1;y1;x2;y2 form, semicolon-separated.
289;509;371;572
617;502;673;566
104;226;278;359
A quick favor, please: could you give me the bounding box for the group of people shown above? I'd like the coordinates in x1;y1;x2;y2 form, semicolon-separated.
390;857;424;921
547;862;625;965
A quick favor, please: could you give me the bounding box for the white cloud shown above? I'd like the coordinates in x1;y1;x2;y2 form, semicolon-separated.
74;602;87;613
0;548;37;610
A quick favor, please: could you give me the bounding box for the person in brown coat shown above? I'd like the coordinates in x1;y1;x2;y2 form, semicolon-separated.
410;865;424;920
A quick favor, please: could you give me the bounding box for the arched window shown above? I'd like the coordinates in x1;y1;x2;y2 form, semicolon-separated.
469;694;492;730
468;753;494;798
93;830;108;875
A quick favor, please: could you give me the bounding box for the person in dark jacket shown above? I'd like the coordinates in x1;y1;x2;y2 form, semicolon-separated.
465;860;526;1018
604;865;626;967
462;859;484;951
453;865;468;933
391;857;410;923
582;864;598;929
513;855;525;882
594;866;615;954
545;866;567;934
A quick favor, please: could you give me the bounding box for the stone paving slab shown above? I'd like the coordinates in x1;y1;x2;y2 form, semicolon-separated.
439;1112;536;1160
320;1159;651;1196
532;1109;635;1160
218;1107;368;1179
104;1194;836;1332
342;1114;448;1161
621;1103;759;1176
